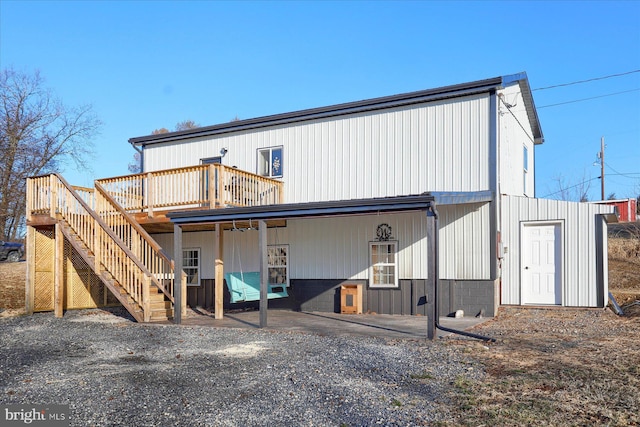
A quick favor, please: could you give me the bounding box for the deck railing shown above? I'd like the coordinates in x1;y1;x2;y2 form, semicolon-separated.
95;164;284;216
26;174;175;321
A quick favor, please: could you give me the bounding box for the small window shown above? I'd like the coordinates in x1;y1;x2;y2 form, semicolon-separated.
183;248;200;286
257;147;283;178
369;241;398;288
523;145;529;194
267;245;289;288
201;157;222;165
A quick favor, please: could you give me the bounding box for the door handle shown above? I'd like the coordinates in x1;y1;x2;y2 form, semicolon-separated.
524;266;529;269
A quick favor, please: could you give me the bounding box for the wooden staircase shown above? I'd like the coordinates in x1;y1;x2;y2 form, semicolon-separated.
26;174;183;322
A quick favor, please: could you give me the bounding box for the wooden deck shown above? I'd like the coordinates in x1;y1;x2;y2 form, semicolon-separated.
25;166;284;322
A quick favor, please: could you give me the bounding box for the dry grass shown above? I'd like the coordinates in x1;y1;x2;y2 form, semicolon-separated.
0;261;27;317
443;231;640;426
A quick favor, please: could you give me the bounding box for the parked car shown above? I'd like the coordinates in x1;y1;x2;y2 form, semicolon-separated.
0;241;24;262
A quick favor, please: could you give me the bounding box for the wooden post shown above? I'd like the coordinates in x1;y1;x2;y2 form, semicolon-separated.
214;223;224;320
181;272;187;319
208;164;216;208
25;225;35;315
173;223;183;324
143;275;151;322
217;165;225;207
146;172;154;218
54;223;64;318
259;220;268;328
50;175;57;218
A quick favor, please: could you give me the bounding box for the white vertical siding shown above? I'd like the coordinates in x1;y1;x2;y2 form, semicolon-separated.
153;211;431;283
143;93;491;203
501;195;614;307
498;84;535;197
438;203;491;280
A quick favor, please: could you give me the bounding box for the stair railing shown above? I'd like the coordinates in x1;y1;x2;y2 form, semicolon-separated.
27;174;160;321
94;180;177;303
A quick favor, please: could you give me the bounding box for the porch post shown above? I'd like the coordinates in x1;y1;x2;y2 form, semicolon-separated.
426;208;437;340
214;223;224;319
173;223;183;324
258;220;268;328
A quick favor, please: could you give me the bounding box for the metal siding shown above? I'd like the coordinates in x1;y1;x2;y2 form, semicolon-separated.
498;85;535;197
438;203;491;280
501;196;615;307
143;93;491;203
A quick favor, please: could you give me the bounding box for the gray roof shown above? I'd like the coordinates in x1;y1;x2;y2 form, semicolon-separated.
167;194;436;224
130;73;543;146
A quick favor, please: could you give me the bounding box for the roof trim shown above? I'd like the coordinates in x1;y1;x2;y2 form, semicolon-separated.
167;194;436;224
130;77;506;146
502;72;544;144
130;73;543;148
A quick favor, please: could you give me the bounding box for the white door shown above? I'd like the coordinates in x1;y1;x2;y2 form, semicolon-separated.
522;223;562;305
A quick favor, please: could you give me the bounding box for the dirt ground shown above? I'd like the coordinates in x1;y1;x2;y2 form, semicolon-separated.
444;235;640;426
1;235;639;425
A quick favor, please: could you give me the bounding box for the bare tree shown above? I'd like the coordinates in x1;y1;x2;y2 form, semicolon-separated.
0;67;101;240
175;120;199;131
551;173;592;202
128;121;201;174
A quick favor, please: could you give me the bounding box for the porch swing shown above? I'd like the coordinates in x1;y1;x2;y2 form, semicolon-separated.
224;221;289;303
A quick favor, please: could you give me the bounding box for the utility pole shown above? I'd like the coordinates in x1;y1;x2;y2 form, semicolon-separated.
599;136;605;200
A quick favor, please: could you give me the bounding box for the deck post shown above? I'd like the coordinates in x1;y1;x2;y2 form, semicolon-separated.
146;172;154;218
217;165;225;207
214;223;224;319
54;223;64;318
173;223;183;324
259;220;268;328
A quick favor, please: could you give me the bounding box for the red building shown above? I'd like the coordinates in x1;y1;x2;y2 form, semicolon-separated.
593;198;637;222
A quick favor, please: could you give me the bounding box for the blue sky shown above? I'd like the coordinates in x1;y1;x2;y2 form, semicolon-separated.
1;1;639;200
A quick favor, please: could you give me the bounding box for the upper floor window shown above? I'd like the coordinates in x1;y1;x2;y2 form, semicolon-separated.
257;147;283;178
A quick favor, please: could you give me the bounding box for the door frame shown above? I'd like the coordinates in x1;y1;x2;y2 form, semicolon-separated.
520;220;564;306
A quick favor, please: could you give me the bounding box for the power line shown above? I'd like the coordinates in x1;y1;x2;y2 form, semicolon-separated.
533;70;640;91
605;163;640;179
537;88;640;109
540;176;600;198
498;95;535;143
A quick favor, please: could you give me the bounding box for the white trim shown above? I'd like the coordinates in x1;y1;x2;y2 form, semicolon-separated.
183;247;201;286
520;220;564;305
369;240;399;289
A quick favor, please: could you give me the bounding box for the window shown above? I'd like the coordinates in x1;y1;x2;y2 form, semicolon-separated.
369;241;398;288
257;147;283;178
523;145;529;194
201;157;222;165
183;248;200;286
267;245;289;288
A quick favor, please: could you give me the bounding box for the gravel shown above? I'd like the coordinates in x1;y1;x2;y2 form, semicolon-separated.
0;309;481;426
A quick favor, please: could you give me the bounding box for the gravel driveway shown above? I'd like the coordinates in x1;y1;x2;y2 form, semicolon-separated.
0;309;480;426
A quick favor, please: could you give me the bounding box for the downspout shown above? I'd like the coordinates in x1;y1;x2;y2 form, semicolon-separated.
129;141;144;173
430;202;496;342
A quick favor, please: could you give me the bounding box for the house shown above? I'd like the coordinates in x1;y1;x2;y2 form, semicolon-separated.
25;72;617;336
